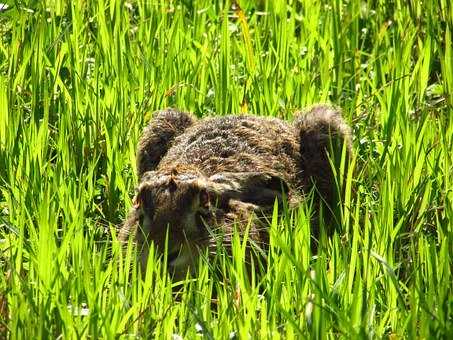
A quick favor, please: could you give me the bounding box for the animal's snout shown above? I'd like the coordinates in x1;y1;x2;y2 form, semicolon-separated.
167;249;180;264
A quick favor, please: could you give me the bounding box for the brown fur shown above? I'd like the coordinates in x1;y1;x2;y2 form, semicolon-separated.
120;105;351;279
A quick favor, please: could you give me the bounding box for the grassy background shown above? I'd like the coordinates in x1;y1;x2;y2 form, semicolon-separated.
0;0;452;338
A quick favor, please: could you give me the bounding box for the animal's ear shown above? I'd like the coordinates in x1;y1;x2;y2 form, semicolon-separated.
136;109;196;177
139;170;158;183
207;172;289;207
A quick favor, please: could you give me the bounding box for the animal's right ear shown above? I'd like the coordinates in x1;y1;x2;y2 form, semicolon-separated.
139;170;158;183
207;172;289;207
136;109;196;177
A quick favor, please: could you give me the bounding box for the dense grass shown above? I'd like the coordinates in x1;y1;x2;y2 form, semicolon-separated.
0;0;452;338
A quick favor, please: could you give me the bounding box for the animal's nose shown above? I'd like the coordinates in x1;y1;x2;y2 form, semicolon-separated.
167;250;180;264
167;177;177;193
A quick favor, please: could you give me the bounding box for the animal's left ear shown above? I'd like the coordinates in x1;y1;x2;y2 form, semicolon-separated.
207;172;289;207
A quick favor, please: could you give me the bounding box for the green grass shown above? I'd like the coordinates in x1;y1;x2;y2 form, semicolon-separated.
0;0;452;338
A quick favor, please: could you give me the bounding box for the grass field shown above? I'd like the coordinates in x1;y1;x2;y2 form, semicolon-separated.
0;0;452;338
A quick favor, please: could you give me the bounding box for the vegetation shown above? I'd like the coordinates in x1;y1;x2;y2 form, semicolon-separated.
0;0;452;338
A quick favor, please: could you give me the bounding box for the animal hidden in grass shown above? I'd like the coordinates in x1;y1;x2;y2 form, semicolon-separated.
119;105;352;279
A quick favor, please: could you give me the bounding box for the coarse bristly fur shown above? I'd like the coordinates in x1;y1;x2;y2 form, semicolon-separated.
119;105;352;279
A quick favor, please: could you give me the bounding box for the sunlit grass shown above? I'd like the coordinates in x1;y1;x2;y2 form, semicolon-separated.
0;0;452;338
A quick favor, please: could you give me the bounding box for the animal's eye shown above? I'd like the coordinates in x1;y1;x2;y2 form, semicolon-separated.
136;187;154;218
133;195;141;209
199;189;210;208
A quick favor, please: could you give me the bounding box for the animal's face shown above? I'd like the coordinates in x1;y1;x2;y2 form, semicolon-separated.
133;171;210;277
132;169;288;279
